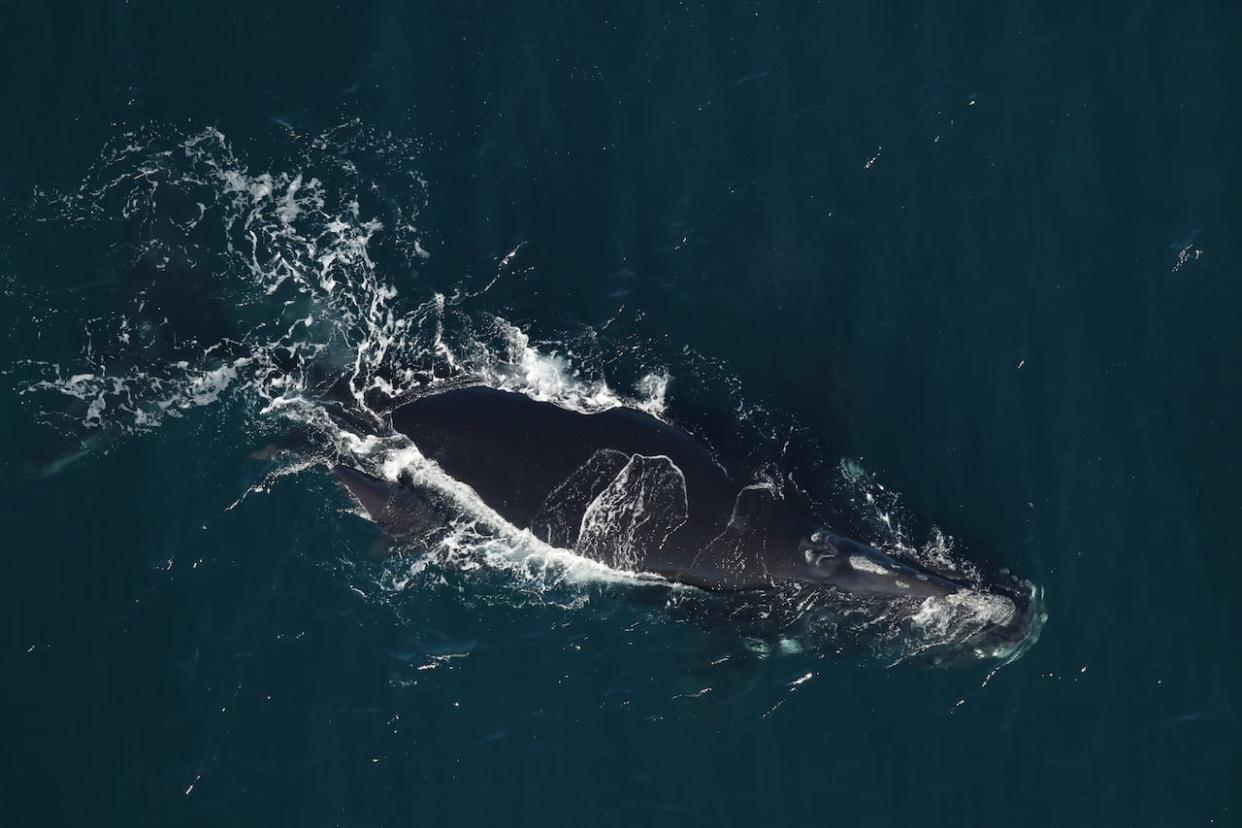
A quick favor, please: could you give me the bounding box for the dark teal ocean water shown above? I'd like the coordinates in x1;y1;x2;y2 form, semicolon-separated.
1;2;1239;826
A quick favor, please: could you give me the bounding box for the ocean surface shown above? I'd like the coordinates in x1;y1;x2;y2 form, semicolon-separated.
1;2;1238;826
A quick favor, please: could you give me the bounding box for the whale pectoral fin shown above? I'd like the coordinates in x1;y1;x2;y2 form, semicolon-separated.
727;485;780;534
575;455;690;571
697;485;782;582
530;449;631;548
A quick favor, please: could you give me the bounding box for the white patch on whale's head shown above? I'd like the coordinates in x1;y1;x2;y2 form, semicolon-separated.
848;554;890;576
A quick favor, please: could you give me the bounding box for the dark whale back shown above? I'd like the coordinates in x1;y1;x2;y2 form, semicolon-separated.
389;386;815;588
392;386;729;524
341;386;1042;660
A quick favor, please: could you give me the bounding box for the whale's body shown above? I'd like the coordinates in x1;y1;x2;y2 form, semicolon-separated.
333;385;1042;660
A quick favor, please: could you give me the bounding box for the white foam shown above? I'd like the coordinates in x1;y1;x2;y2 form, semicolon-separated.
635;371;670;417
909;590;1017;641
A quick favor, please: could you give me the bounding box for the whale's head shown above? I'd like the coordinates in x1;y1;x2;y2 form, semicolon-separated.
796;530;962;599
792;529;1046;665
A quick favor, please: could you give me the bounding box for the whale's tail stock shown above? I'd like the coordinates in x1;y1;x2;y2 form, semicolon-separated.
333;464;458;543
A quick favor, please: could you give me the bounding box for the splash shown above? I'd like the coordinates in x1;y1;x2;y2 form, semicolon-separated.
15;123;665;436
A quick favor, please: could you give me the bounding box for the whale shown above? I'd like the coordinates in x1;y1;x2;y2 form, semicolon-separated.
332;385;1042;661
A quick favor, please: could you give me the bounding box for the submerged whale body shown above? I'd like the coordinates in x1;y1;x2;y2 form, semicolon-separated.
333;385;1043;662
